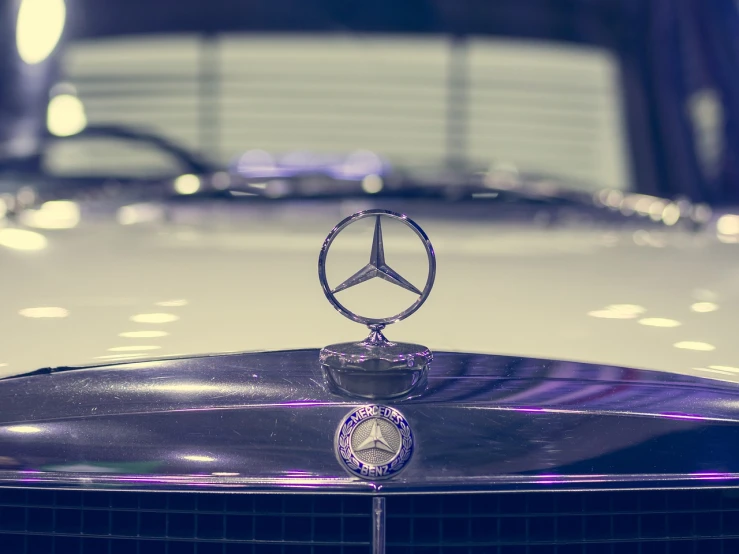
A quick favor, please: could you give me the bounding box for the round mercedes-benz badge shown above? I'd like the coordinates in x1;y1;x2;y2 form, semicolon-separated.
336;405;414;479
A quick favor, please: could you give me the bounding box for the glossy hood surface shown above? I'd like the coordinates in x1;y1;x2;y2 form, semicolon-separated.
0;349;738;492
0;199;735;383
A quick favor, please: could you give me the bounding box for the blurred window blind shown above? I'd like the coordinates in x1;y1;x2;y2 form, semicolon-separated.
62;34;630;190
468;39;629;189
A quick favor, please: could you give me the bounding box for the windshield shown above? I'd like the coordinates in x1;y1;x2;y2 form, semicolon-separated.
50;34;630;193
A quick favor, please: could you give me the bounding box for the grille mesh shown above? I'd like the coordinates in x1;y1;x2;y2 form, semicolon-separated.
0;489;371;554
386;489;739;553
1;488;739;553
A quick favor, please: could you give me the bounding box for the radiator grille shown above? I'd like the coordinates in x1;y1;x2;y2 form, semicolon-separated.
1;488;738;553
386;489;739;554
0;489;371;554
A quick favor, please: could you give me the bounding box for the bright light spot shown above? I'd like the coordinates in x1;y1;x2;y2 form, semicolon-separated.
717;214;739;235
19;306;68;318
709;365;739;373
130;313;179;324
119;331;169;338
588;304;647;319
587;310;637;320
674;341;715;352
250;182;267;190
154;383;220;393
20;200;80;229
94;354;146;360
648;200;666;221
212;472;239;476
47;94;86;137
619;195;639;215
182;455;215;463
116;203;163;226
107;345;161;352
662;203;681;226
155;299;188;307
638;318;681;328
717;233;739;244
695;367;733;375
0;228;47;251
6;425;41;434
634;196;654;216
173;174;201;195
361;174;383;194
16;0;66;64
0;364;7;368
691;302;718;313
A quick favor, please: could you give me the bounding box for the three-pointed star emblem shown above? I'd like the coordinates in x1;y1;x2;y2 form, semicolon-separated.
354;420;396;453
331;216;422;295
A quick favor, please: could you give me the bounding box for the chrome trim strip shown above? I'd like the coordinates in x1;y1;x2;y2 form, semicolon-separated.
372;496;386;554
1;471;739;493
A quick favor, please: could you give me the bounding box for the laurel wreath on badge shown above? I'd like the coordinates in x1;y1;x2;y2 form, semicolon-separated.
389;423;413;470
338;420;361;471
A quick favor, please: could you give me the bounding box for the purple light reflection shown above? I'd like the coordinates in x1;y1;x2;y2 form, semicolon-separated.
280;401;330;407
690;472;735;480
233;150;389;180
660;412;708;421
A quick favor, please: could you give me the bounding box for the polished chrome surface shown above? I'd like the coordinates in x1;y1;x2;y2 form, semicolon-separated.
0;349;738;492
320;333;430;399
318;209;436;398
318;209;436;326
372;496;386;554
335;405;414;480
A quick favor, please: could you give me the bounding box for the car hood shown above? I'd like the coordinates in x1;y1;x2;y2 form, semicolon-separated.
0;199;736;382
0;349;738;492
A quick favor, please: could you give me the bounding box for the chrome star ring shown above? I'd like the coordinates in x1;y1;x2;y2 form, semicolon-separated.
318;209;436;326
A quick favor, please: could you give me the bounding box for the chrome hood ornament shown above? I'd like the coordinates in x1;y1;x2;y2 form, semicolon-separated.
318;209;435;398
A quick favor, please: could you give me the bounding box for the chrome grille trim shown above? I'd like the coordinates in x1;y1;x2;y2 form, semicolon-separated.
372;497;386;554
